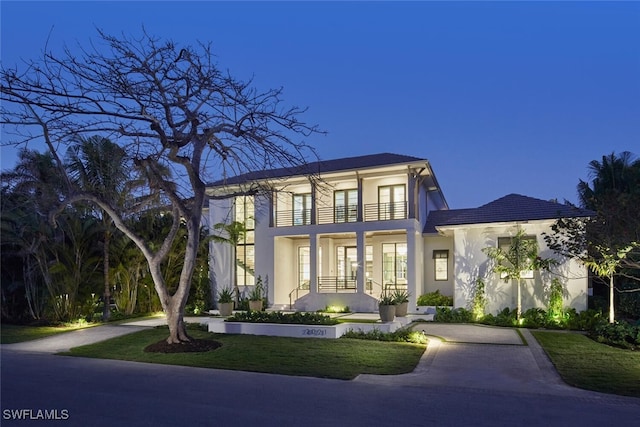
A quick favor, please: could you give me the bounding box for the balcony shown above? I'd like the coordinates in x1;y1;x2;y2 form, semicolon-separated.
274;201;407;227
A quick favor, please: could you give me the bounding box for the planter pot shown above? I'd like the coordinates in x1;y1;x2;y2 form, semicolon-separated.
395;302;408;317
379;304;396;322
248;300;263;311
218;302;234;316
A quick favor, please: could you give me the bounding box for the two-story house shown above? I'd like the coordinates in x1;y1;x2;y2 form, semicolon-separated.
207;153;590;314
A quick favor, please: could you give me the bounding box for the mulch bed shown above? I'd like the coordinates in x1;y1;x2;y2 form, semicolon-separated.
144;338;222;353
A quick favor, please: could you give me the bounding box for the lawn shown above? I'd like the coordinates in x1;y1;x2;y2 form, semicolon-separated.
532;331;640;398
61;326;426;380
0;323;96;344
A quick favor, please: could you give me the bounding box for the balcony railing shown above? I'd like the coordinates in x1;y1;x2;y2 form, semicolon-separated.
275;202;407;227
364;201;407;222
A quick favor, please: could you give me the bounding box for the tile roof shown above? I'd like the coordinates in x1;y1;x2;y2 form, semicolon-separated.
424;194;593;233
209;153;426;186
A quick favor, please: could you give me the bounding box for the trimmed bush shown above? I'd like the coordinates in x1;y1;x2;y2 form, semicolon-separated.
341;328;428;344
434;307;473;323
226;311;339;325
417;290;453;306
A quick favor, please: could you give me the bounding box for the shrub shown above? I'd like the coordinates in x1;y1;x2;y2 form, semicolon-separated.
565;308;606;331
341;328;428;344
522;308;547;329
226;311;339;325
591;321;640;350
470;278;487;321
546;278;564;324
434;307;473;323
417;290;453;306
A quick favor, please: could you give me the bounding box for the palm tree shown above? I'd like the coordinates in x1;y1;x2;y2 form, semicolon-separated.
66;136;130;321
212;221;247;306
1;149;66;320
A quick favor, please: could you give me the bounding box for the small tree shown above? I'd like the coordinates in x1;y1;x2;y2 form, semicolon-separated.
483;228;554;321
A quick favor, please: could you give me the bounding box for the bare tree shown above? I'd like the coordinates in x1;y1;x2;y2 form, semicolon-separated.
1;29;319;343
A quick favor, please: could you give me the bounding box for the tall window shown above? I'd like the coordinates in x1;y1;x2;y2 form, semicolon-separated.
235;196;255;287
378;185;406;220
334;189;358;223
298;247;310;288
433;250;449;281
293;193;312;225
382;243;407;287
337;247;358;280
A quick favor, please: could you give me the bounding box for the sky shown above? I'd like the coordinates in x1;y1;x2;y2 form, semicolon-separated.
1;1;639;209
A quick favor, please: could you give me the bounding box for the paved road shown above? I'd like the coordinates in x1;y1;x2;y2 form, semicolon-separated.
1;322;639;426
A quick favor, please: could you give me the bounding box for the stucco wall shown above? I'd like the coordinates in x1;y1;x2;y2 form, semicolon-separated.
448;222;588;315
423;235;455;297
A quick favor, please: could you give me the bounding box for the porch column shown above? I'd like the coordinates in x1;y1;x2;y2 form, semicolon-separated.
356;173;363;222
356;231;365;294
310;181;317;225
309;233;318;294
406;230;420;311
407;170;416;219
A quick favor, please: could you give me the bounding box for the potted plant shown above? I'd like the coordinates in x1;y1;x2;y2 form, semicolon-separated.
248;276;264;311
392;289;410;317
217;287;235;316
378;293;396;322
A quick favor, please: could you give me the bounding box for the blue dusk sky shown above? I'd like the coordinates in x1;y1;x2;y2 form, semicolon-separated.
1;1;639;209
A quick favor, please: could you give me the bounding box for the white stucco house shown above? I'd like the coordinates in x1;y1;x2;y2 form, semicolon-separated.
206;153;591;314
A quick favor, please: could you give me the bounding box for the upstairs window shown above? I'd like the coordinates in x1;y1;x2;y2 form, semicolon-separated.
334;189;358;223
378;185;406;220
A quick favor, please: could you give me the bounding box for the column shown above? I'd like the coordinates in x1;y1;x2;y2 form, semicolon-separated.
356;231;365;294
309;233;318;294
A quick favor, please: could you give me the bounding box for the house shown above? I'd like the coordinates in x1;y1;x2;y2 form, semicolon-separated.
206;153;590;314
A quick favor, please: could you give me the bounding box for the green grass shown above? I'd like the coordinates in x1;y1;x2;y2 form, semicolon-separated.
0;323;98;344
61;327;426;380
532;331;640;397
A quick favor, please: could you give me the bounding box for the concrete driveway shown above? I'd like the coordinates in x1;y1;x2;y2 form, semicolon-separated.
357;323;584;397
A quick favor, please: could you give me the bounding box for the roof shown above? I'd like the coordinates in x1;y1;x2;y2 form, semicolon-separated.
208;153;426;186
424;194;593;233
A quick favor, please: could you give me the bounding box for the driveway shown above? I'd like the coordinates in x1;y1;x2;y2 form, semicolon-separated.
357;323;596;397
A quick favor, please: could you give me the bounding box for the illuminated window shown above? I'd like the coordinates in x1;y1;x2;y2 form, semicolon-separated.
378;185;406;220
234;196;255;287
383;243;407;287
433;250;449;281
334;189;358;223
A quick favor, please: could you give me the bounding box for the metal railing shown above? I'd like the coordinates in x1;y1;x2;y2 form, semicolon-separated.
364;201;407;221
275;209;312;227
288;281;310;309
316;205;358;224
274;202;408;227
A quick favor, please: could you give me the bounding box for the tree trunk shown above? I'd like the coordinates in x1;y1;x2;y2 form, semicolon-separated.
102;230;111;321
165;299;191;344
609;275;615;323
516;279;522;321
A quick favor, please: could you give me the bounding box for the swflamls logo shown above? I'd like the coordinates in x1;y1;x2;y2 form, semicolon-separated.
2;409;69;420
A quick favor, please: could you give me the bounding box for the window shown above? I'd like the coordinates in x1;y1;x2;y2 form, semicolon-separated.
298;247;310;288
334;189;358;223
234;196;255;287
337;246;358;280
293;193;312;225
497;235;536;279
382;243;407;287
378;185;406;220
433;250;449;281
